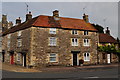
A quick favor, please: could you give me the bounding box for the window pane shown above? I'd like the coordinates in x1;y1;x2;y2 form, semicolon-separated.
50;54;56;57
50;57;56;61
49;28;56;34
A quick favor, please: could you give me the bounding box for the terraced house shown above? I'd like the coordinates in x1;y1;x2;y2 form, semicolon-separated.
2;10;107;68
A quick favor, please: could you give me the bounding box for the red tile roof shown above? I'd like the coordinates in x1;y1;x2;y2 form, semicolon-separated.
2;15;97;36
99;33;118;43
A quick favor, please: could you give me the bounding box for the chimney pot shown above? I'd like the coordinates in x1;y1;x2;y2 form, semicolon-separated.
53;10;59;20
83;13;89;23
106;27;110;35
16;17;21;25
26;11;32;21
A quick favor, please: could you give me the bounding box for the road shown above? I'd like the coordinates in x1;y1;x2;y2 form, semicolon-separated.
1;67;119;80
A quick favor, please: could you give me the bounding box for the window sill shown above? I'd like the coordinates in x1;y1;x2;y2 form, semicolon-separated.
84;60;90;62
49;61;57;62
83;45;90;47
71;45;79;47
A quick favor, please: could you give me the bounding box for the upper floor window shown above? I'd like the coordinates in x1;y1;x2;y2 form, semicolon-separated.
49;37;57;46
8;34;11;39
84;31;88;35
83;39;90;46
84;52;90;61
72;30;78;35
18;31;22;37
7;40;10;48
17;39;22;47
17;53;21;61
71;38;78;46
49;28;56;34
49;53;57;62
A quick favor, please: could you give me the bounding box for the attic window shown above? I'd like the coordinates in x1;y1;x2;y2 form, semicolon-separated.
72;30;78;35
84;31;88;35
49;28;56;34
18;31;22;37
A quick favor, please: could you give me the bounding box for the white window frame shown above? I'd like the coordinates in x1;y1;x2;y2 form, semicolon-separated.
8;34;11;39
17;39;22;47
49;53;57;62
84;52;90;61
72;30;78;35
18;31;22;37
17;53;21;61
49;28;56;34
7;40;10;48
83;39;90;46
71;38;78;46
84;31;88;35
49;37;57;46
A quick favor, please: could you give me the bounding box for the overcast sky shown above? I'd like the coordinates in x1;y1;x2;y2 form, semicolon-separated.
2;2;118;38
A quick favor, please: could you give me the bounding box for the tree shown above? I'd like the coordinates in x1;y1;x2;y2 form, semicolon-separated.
92;24;104;33
98;45;116;53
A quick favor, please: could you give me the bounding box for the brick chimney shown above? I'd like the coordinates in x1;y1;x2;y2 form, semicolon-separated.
16;17;21;25
105;27;110;35
83;13;89;23
26;11;32;21
2;15;7;24
53;10;60;20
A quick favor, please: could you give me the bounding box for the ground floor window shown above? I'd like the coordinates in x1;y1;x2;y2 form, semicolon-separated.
49;53;57;62
17;53;21;61
84;53;90;61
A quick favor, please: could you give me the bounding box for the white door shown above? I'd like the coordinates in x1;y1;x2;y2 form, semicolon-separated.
107;54;111;64
23;55;24;66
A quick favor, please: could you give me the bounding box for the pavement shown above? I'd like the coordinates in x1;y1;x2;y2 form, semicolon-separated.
0;62;119;73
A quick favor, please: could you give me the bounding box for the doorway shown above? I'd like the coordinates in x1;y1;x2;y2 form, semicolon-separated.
22;54;26;67
107;54;111;64
10;54;14;64
2;50;5;62
73;53;77;66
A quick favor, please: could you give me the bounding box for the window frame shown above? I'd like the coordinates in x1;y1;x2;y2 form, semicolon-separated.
72;30;78;35
71;38;78;46
17;39;22;47
49;53;57;62
8;34;11;39
49;37;57;46
18;31;22;37
84;31;89;35
7;40;10;48
17;53;21;61
83;39;90;46
84;52;90;61
49;28;56;34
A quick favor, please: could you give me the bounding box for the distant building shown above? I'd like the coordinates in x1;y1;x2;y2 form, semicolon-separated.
1;15;13;62
98;27;118;64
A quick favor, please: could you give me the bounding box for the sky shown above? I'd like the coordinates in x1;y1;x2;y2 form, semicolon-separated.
1;2;119;38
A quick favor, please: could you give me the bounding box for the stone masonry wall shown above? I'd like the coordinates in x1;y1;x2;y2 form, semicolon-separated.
30;27;99;67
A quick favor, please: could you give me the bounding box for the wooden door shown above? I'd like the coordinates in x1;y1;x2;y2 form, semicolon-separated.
73;53;77;66
10;54;14;64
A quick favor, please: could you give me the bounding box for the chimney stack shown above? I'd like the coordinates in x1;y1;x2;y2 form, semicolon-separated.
105;27;110;35
83;13;89;23
53;10;60;20
16;17;21;25
2;15;7;24
26;11;32;21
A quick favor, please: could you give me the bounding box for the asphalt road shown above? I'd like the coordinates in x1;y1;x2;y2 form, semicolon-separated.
1;67;119;80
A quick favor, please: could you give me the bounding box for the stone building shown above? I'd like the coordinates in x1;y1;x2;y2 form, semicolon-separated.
2;10;118;68
98;27;118;64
